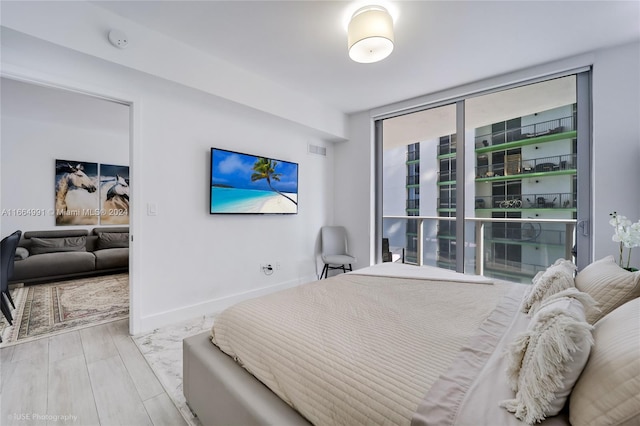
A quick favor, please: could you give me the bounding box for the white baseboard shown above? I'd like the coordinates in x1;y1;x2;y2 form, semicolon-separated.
131;275;316;335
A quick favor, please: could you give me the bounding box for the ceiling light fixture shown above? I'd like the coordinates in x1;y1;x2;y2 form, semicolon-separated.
347;5;394;63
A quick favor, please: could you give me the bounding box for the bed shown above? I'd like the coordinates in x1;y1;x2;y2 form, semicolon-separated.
183;260;640;426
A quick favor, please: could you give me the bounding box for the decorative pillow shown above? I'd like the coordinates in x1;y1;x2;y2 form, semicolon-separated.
501;296;594;424
96;232;129;250
14;247;29;260
520;258;576;314
574;255;640;324
570;298;640;426
29;236;86;255
537;287;601;321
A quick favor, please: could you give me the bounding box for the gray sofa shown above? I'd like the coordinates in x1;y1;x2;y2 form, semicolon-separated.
11;227;129;284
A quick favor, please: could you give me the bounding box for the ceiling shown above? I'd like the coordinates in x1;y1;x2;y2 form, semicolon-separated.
383;75;576;149
91;1;640;114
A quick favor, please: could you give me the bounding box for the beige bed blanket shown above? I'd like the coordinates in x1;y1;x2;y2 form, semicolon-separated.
211;265;516;426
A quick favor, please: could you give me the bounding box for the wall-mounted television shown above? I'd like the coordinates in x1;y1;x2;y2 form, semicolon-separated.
210;148;299;214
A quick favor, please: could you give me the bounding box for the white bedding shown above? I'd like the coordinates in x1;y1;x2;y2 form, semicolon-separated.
350;263;494;284
211;264;516;426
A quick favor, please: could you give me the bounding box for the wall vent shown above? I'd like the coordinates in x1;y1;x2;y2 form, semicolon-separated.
308;144;327;156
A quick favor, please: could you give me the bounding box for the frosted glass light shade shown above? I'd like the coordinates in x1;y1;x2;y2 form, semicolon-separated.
348;5;394;63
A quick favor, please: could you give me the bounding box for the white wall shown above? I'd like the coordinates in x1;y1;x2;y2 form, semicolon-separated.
591;42;640;266
135;81;333;323
334;111;372;267
337;41;640;271
1;80;129;234
1;117;129;233
1;29;334;333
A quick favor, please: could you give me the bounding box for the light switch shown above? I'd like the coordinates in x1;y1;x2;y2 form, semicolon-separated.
147;203;158;216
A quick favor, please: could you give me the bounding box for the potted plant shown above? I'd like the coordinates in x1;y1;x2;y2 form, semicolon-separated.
609;212;640;272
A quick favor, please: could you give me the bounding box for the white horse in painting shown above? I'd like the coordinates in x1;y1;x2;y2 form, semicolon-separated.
55;163;98;225
101;175;129;224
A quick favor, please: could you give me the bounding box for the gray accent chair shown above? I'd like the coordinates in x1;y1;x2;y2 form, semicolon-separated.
320;226;356;279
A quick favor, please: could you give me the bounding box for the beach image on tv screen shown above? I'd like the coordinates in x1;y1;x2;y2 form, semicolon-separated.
210;148;298;214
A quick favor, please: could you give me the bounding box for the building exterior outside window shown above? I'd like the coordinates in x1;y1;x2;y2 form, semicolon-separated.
385;104;577;282
471;104;577;281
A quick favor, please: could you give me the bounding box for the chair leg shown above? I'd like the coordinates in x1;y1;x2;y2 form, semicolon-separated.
1;297;13;326
321;264;329;279
4;290;15;309
348;264;353;272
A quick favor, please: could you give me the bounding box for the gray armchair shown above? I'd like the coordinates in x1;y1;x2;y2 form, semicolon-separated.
320;226;356;279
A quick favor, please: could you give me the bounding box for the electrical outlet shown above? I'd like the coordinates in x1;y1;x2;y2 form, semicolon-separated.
260;263;274;275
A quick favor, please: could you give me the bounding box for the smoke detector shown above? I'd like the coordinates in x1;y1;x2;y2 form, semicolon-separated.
108;30;129;49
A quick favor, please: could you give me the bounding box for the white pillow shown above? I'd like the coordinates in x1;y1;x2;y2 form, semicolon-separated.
536;287;601;322
520;258;576;315
570;298;640;426
501;296;594;424
575;255;640;324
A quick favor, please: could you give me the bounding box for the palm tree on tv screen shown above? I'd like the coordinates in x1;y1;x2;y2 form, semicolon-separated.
251;157;297;205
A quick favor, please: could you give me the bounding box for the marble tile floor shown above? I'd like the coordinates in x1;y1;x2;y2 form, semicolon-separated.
132;314;216;426
0;318;187;426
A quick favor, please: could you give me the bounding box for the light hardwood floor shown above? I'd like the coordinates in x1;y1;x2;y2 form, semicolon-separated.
0;319;187;426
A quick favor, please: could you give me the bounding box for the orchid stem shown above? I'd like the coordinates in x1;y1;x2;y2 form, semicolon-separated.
620;242;624;267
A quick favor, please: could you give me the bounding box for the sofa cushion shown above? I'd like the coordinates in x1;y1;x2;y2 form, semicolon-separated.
94;248;128;270
96;232;129;249
92;227;129;235
23;229;88;239
29;236;87;255
12;251;95;281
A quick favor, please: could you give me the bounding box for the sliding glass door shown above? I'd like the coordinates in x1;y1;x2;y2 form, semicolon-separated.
378;71;591;281
381;103;456;268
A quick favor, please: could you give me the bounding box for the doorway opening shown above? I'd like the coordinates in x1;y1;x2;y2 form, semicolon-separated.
0;77;133;345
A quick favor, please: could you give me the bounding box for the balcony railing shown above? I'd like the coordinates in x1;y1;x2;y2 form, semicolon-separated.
438;198;456;209
475;116;575;147
382;215;576;283
476;153;576;178
474;192;576;209
407;150;420;162
406;199;420;210
438;142;457;156
485;223;566;245
407;175;420;185
437;171;457;182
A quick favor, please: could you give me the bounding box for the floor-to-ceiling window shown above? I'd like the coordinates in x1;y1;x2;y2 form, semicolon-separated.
379;72;591;281
382;102;457;268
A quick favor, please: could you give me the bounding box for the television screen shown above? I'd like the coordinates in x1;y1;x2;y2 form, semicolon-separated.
210;148;299;214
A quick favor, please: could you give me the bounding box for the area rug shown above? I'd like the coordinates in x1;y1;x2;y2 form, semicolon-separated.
0;273;129;346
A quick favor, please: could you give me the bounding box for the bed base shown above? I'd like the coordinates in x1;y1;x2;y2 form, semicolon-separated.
183;331;311;426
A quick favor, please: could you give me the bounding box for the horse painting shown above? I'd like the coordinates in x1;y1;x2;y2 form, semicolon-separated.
55;161;99;225
100;164;130;225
